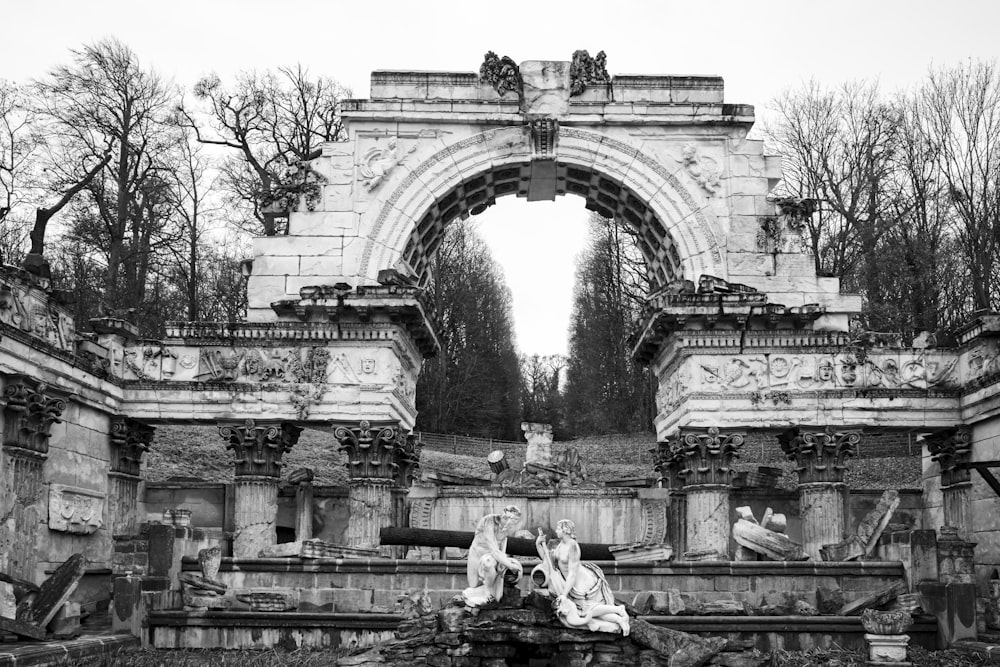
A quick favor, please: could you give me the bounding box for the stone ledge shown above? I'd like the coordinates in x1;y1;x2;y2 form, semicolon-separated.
0;633;137;666
149;610;403;628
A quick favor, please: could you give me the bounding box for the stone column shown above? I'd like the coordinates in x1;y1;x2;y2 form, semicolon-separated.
675;427;744;560
108;415;155;536
334;421;419;554
925;427;973;540
1;375;68;579
779;427;859;560
218;419;302;558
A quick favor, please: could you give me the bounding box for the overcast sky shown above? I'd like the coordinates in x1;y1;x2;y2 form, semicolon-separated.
3;0;998;355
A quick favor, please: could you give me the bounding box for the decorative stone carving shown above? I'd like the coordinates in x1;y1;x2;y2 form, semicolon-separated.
925;426;973;487
109;415;154;477
569;50;610;96
681;143;721;196
779;428;859;484
676;427;744;486
479;51;521;98
358;138;417;192
48;485;104;534
218;419;302;479
2;375;69;455
0;268;75;352
334;420;409;481
528;117;558;158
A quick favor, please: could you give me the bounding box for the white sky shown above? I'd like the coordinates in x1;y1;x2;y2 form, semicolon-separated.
3;0;999;355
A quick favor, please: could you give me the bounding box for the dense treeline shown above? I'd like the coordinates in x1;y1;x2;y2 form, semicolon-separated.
0;39;349;335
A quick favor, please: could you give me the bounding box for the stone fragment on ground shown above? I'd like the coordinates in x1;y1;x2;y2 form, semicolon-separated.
16;553;88;628
732;519;807;561
838;581;907;616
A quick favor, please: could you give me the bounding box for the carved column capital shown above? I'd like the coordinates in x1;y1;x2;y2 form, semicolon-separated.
925;426;973;487
110;415;155;477
779;427;859;484
653;440;687;489
675;427;745;486
2;373;70;456
218;419;302;479
333;420;417;485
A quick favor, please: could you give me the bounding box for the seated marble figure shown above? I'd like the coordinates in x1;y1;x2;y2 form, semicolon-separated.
533;519;630;635
460;505;524;607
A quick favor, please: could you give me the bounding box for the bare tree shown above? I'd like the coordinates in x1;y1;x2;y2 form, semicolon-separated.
36;38;177;315
0;81;38;260
763;80;900;279
914;60;1000;312
180;65;349;236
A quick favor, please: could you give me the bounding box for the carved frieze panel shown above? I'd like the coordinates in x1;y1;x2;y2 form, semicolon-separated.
680;143;721;196
0;269;75;352
358;138;417;192
110;416;155;477
2;375;69;455
48;484;104;534
218;419;302;479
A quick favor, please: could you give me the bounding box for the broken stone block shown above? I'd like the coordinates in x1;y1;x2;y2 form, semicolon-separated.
0;582;15;619
838;582;907;616
856;490;900;552
178;573;227;594
701;600;749;616
183;590;232;609
632;590;685;615
16;553;88;628
300;539;380;559
820;535;865;562
198;546;222;581
732;519;807;561
793;600;819;616
46;602;80;639
759;591;797;616
259;541;302;558
630;617;727;665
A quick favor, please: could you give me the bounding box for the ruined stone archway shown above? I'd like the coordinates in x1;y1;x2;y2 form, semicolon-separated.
360;126;727;289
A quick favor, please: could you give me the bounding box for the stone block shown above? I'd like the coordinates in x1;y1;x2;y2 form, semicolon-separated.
251;256;299;276
298;255;344;277
47;601;80;639
246;276;289;309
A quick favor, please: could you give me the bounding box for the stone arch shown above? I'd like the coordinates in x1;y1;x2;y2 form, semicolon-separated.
360;127;727;287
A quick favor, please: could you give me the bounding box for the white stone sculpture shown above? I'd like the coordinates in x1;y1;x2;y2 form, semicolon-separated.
460;505;524;608
534;519;630;635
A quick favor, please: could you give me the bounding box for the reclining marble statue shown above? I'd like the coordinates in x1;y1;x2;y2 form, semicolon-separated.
534;519;630;635
460;505;524;607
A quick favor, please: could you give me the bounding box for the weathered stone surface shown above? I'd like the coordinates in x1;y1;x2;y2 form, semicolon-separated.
0;582;15;619
182;590;233;609
178;573;227;594
235;588;299;612
47;601;80;639
817;587;846;615
633;589;685;615
630;618;727;666
259;541;302;558
519;61;571;117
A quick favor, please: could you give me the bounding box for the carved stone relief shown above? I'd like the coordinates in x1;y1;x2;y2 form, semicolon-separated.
48;484;104;534
0;271;75;352
358;138;416;192
681;143;721;196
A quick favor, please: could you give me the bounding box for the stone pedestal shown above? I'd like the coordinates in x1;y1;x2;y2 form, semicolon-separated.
218;420;301;558
799;482;847;560
684;484;729;558
780;428;858;559
864;633;910;664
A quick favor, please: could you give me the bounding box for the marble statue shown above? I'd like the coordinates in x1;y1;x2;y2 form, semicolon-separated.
460;505;524;607
534;519;630;635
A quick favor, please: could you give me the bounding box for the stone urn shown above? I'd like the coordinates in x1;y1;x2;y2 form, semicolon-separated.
861;608;913;635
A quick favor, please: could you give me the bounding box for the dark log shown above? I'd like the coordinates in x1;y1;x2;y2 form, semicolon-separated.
379;527;614;560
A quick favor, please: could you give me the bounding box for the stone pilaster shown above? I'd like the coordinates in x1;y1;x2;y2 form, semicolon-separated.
108;415;155;536
334;420;417;554
780;427;858;560
926;427;973;540
653;440;687;556
218;419;302;558
1;375;68;579
675;427;744;559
